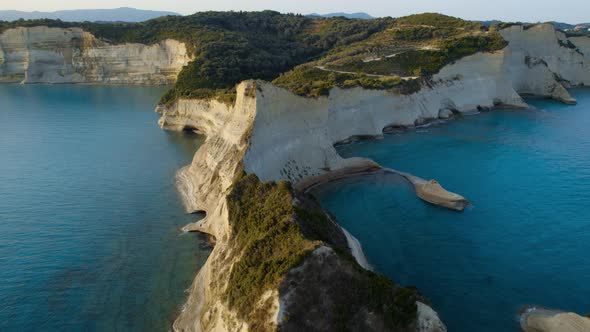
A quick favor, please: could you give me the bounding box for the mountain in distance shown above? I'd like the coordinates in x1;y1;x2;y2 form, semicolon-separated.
307;12;375;19
0;7;180;22
550;21;590;30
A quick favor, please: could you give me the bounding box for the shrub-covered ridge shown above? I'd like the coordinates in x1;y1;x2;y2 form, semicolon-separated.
224;173;423;331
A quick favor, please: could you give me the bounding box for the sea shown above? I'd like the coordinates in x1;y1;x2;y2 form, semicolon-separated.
0;85;211;331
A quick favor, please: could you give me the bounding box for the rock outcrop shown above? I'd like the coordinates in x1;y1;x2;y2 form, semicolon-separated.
521;307;590;332
414;180;469;211
0;26;190;84
569;36;590;57
158;23;590;332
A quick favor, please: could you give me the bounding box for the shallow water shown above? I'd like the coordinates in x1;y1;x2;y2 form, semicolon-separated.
312;90;590;331
0;85;211;331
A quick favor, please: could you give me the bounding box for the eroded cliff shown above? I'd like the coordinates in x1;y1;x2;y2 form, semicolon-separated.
158;23;590;332
160;82;443;332
0;26;190;84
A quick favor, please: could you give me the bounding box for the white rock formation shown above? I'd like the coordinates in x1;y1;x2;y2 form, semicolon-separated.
165;84;259;332
501;24;590;87
158;23;590;332
341;227;373;271
0;26;190;84
521;307;590;332
417;302;447;332
569;36;590;57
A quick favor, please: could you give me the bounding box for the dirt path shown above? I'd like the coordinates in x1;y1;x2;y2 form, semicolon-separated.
314;65;418;81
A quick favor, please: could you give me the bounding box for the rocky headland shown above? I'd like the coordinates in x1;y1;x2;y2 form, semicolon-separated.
157;23;590;332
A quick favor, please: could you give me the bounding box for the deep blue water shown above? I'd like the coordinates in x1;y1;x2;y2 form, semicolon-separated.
0;85;210;331
313;90;590;331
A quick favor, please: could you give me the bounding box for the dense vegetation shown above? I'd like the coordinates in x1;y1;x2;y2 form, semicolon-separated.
394;12;483;29
225;173;320;329
225;173;421;331
2;12;511;102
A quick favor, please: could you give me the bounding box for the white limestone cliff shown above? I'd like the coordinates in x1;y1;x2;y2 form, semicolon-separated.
0;26;190;84
501;24;590;88
158;23;590;332
165;83;259;332
569;36;590;57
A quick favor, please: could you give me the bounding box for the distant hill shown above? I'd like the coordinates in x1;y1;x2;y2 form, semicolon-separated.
478;19;590;32
0;7;180;22
308;12;374;19
550;22;575;30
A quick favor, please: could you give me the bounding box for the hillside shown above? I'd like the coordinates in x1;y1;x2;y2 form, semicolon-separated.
1;12;507;103
274;13;507;97
0;7;179;22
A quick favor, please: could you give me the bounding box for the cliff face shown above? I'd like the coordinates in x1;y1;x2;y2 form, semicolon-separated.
158;23;590;332
165;84;258;331
161;82;446;332
0;26;190;84
568;36;590;57
500;24;590;87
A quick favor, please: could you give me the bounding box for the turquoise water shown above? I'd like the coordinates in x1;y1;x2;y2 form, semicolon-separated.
0;85;211;331
313;90;590;331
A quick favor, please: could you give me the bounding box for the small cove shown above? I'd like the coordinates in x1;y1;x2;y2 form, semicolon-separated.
312;90;590;331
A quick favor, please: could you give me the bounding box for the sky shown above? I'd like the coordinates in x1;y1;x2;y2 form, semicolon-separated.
3;0;589;24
